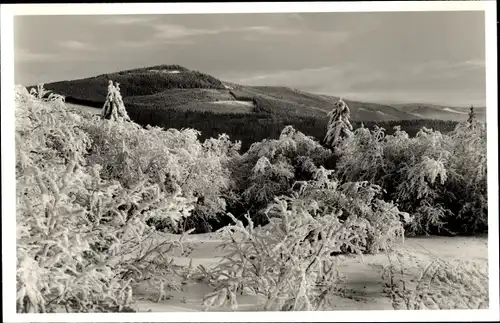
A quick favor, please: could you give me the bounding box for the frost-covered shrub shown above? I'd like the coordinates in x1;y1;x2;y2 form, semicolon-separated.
229;125;333;225
383;250;488;310
15;85;196;312
81;81;240;232
201;209;346;312
335;117;487;235
445;116;487;234
201;168;408;311
333;125;387;183
290;167;409;254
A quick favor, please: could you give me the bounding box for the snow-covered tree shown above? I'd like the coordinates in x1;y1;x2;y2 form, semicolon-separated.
324;98;353;148
101;80;131;122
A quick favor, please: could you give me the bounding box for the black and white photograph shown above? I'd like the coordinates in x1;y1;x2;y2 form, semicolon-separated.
1;1;498;322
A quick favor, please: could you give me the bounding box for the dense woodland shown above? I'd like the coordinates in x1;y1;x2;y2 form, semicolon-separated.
58;95;460;152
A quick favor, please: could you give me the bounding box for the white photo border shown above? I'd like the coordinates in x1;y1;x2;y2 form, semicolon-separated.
2;1;498;322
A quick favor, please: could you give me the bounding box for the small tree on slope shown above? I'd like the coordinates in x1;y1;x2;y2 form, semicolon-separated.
467;105;476;124
101;80;131;122
324;98;353;149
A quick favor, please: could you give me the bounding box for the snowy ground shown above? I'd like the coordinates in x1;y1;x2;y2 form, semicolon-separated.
130;233;488;312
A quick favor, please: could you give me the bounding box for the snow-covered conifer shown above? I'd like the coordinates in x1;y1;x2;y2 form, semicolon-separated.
101;80;131;122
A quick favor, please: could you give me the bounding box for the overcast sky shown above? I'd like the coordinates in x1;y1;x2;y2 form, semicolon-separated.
14;11;486;107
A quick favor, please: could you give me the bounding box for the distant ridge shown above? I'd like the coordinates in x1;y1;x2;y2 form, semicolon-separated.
26;64;472;151
391;103;486;122
28;64;478;123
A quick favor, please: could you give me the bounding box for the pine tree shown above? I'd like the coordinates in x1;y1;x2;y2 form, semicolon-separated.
467;105;476;124
324;98;353;148
101;80;131;122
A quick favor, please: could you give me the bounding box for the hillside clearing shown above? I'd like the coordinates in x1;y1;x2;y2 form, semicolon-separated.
148;69;182;74
209;100;254;107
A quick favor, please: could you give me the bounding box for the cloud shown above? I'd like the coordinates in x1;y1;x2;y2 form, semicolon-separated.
232;63;365;87
409;59;486;76
152;24;217;39
227;59;485;107
288;13;304;21
151;23;349;43
342;58;486;93
57;40;95;51
462;59;486;68
337;89;486;107
151;24;272;39
97;15;158;25
256;27;348;40
235;66;338;84
113;38;194;49
15;49;54;63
